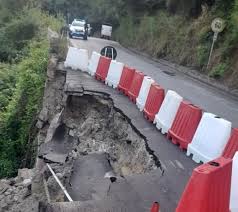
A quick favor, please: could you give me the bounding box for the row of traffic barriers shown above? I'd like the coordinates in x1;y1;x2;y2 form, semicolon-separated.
64;47;238;211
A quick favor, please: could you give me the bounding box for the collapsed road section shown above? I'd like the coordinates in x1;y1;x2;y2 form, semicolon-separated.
35;55;162;212
0;55;160;212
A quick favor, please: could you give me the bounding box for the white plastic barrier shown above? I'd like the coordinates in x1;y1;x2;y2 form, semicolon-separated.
187;113;232;163
154;90;183;134
230;152;238;212
105;60;124;88
64;47;78;69
88;51;101;76
136;76;155;111
64;47;89;72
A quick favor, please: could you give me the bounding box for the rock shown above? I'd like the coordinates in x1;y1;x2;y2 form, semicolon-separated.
1;202;8;210
22;179;32;187
7;188;13;194
18;169;34;182
38;107;49;122
56;173;63;179
0;179;10;185
56;105;62;111
45;110;63;143
5;195;12;205
0;181;10;194
23;188;31;199
6;178;16;186
43;152;67;164
47;56;57;80
121;166;131;176
32;172;44;195
36;120;44;129
69;129;75;137
13;196;19;202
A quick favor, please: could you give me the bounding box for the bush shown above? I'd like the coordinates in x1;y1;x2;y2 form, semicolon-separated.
209;62;228;78
0;63;16;111
0;39;49;177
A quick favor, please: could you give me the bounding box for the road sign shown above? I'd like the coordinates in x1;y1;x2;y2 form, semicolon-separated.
211;18;225;33
101;46;117;60
207;18;225;69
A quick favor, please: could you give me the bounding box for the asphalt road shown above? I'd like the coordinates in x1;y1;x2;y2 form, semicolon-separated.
70;37;238;128
67;37;238;211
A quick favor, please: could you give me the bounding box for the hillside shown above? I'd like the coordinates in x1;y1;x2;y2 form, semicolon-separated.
42;0;238;90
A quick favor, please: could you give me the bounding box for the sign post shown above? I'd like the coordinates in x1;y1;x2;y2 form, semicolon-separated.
207;18;225;69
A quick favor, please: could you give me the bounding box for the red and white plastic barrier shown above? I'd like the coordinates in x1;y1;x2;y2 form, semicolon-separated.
187;113;232;163
118;66;135;95
64;49;238;212
176;157;232;212
223;128;238;159
154;90;183;134
167;101;202;150
136;76;155;111
64;47;89;72
95;56;112;82
143;83;165;122
128;71;145;103
230;152;238;212
150;202;160;212
105;60;124;88
88;51;101;76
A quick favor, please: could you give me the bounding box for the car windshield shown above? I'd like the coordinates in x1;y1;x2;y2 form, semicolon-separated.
72;22;85;27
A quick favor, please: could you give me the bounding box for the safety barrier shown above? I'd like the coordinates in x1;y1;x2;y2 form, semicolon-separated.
187;113;232;163
118;66;135;96
136;76;155;111
230;152;238;212
223;128;238;159
128;71;145;103
68;51;238;210
176;157;232;212
167;101;202;150
64;47;89;72
154;90;183;134
143;83;165;122
88;51;101;76
150;202;160;212
95;56;112;82
105;60;124;88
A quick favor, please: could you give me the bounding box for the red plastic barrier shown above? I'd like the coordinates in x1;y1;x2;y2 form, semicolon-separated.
223;128;238;159
150;202;160;212
118;66;135;96
176;157;232;212
143;83;165;122
167;101;202;150
128;71;145;103
95;56;111;82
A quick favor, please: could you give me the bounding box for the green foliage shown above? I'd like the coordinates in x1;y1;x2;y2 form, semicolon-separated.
0;40;49;177
209;62;228;78
115;12;204;65
50;37;68;61
0;64;16;111
0;7;64;63
0;1;63;178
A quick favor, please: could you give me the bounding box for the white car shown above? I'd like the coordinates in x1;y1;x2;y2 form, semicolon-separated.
69;20;88;40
